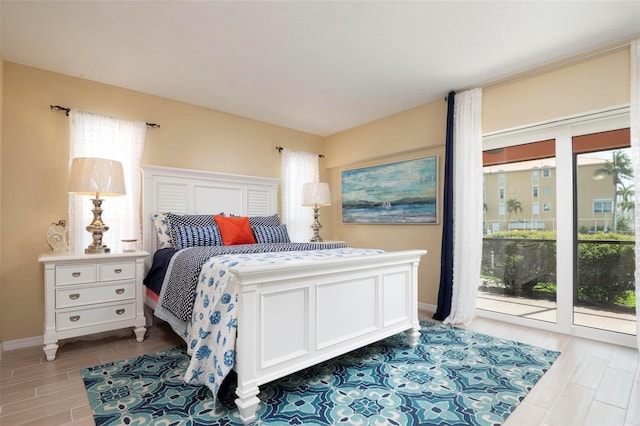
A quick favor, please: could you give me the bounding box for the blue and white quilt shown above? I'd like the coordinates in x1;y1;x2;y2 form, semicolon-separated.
156;247;384;400
158;243;348;322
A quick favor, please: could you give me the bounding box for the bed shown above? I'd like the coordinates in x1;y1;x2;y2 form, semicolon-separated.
141;165;427;424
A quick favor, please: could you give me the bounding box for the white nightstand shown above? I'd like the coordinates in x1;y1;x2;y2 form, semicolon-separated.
38;251;149;361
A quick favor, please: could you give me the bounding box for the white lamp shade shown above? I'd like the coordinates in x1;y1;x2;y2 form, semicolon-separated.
302;182;331;207
68;157;126;196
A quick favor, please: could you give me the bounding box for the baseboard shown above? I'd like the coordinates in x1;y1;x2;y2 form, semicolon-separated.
1;328;133;355
2;335;44;353
418;302;437;315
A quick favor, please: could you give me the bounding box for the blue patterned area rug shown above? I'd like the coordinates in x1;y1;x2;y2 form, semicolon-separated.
81;320;559;425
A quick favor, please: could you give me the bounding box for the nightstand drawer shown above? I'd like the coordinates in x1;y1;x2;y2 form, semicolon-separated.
55;281;136;309
56;264;97;286
56;302;136;331
99;261;135;282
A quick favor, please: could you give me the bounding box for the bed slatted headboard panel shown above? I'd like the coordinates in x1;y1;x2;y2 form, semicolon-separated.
141;165;279;266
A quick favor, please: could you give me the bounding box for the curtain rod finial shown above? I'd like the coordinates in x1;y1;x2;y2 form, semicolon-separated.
50;105;70;116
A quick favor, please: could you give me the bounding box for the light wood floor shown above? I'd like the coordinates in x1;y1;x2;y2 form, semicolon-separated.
0;315;638;426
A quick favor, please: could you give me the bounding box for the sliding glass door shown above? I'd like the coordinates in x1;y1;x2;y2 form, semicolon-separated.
477;110;636;347
573;130;636;336
479;140;558;324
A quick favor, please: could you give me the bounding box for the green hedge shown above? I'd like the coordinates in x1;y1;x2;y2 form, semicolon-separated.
482;231;635;307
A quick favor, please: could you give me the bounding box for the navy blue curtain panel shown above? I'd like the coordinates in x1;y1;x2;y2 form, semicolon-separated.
433;91;455;321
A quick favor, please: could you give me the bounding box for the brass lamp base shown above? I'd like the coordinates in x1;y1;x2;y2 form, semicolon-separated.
85;243;110;254
85;197;111;254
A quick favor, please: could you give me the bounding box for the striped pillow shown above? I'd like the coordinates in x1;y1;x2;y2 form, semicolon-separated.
174;225;223;250
249;214;280;227
253;224;291;244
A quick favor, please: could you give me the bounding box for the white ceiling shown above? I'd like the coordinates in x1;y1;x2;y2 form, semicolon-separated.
2;1;639;136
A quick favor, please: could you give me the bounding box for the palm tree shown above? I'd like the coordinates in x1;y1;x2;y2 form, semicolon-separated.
505;198;523;227
593;150;633;232
618;184;635;224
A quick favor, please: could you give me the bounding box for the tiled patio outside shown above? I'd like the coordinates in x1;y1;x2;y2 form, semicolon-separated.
477;291;637;336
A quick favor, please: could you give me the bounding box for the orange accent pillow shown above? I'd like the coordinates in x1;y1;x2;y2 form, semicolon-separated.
213;215;256;246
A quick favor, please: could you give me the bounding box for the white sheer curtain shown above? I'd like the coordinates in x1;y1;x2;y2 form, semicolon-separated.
630;39;640;349
444;88;483;325
69;110;147;253
281;148;319;242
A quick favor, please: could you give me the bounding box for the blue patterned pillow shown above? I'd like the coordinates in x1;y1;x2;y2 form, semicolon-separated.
249;214;280;227
152;213;174;249
252;224;291;244
174;225;223;249
165;213;217;246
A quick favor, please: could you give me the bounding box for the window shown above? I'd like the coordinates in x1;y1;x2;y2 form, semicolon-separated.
543;186;552;195
498;174;505;201
593;199;613;214
68;111;146;253
280;149;319;242
498;204;505;217
532;185;539;198
532;202;540;215
542;168;551;178
543;203;552;212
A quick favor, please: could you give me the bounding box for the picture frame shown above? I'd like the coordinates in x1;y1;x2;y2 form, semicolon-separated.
341;156;438;224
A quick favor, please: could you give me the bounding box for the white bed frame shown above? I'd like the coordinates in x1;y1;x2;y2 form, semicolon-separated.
141;165;426;424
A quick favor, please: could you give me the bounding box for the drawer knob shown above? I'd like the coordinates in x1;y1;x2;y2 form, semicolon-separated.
72;272;81;277
114;268;122;274
69;293;80;300
116;309;125;315
70;315;80;322
115;288;125;295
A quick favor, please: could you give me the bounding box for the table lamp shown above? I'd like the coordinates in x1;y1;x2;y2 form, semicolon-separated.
68;157;126;253
302;182;331;242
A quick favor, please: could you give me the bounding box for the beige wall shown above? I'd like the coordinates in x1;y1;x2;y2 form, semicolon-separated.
324;102;447;306
483;48;630;133
0;45;632;343
0;63;324;342
0;57;4;345
324;47;630;307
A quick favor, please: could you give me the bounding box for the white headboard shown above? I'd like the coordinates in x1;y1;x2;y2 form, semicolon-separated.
141;165;279;267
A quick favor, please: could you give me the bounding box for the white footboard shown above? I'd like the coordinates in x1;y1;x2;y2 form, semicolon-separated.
229;249;426;424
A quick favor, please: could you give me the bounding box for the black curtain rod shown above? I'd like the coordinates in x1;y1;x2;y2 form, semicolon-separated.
49;105;160;128
275;146;324;158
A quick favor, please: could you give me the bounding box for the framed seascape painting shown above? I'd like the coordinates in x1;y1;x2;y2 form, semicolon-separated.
341;156;438;224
